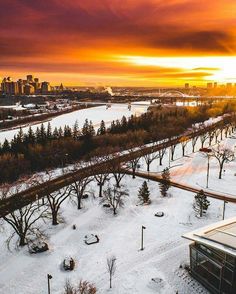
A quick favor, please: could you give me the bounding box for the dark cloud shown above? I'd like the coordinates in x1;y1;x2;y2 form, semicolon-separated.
0;0;236;84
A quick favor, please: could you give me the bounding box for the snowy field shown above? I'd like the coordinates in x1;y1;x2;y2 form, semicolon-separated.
0;131;236;293
0;103;148;143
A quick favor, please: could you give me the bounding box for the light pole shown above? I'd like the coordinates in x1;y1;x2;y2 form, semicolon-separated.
141;225;146;251
199;148;212;188
47;274;52;294
222;200;228;220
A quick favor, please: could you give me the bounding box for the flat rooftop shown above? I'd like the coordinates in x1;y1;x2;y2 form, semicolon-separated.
182;217;236;257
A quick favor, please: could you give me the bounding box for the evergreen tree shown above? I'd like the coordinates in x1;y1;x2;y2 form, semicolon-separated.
58;127;63;138
138;181;151;205
72;120;80;140
46;123;52;140
40;124;47;142
89;120;95;136
53;127;59;139
193;190;210;217
2;139;10;153
17;127;24;143
159;167;170;197
97;120;106;135
27;126;35;144
82;119;89;137
35;127;41;143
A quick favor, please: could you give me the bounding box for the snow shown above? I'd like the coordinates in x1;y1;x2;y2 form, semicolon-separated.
1;169;236;293
0;103;148;143
1;125;236;293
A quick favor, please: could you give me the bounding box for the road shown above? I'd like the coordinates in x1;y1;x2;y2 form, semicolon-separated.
0;118;234;217
122;170;236;204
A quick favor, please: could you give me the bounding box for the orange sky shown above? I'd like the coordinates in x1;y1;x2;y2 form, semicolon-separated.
1;0;236;86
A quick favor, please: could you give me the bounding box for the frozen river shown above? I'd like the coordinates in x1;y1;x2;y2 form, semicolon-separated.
0;103;149;143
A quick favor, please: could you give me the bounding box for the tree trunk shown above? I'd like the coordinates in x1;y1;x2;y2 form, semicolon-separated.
77;195;82;209
219;166;223;179
147;162;150;172
19;234;26;246
52;211;58;225
159;157;162;166
99;183;103;197
132;168;136;178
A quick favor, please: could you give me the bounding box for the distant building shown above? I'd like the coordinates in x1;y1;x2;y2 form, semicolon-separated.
227;83;232;89
185;83;190;89
214;82;218;88
1;77;19;95
24;84;35;95
41;81;51;94
26;75;34;83
207;83;213;89
183;217;236;294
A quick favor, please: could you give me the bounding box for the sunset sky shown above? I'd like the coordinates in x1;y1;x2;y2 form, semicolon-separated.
1;0;236;86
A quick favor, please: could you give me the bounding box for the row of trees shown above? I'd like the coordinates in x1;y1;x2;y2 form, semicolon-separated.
1;102;235;183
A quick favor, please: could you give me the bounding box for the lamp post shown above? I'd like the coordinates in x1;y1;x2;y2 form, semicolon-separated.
222;200;228;220
47;274;52;294
141;225;146;251
199;148;212;188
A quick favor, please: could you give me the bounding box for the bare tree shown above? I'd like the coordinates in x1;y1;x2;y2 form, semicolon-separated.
1;184;48;248
180;136;189;156
47;186;71;225
158;147;166;165
69;177;93;209
127;157;141;178
208;130;215;146
170;143;177;160
107;256;116;289
191;136;198;153
107;154;126;188
63;279;97;294
94;173;109;198
143;145;159;172
200;127;208;148
214;128;221;143
212;145;234;179
101;185;128;215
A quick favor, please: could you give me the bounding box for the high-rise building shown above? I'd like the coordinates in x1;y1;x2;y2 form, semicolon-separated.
41;81;51;94
214;82;218;88
1;77;19;95
185;83;190;89
207;82;213;89
24;84;35;95
26;75;34;83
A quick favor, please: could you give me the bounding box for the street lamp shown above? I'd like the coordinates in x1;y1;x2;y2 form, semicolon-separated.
199;148;212;188
140;225;146;251
222;200;228;220
47;274;52;294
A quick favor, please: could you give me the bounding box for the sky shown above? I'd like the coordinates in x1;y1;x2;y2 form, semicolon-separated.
0;0;236;87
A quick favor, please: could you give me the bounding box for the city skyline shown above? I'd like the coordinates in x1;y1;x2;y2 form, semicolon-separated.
1;0;236;86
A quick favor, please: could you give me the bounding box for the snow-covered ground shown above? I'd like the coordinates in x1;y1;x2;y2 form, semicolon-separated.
0;103;148;143
1;131;236;293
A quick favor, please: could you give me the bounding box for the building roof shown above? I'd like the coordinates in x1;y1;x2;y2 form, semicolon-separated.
182;217;236;257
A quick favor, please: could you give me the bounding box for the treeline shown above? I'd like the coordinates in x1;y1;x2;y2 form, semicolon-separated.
0;102;235;183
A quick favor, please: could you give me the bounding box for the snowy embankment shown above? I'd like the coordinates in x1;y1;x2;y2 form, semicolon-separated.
0;103;148;143
1;132;236;293
2;174;236;294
